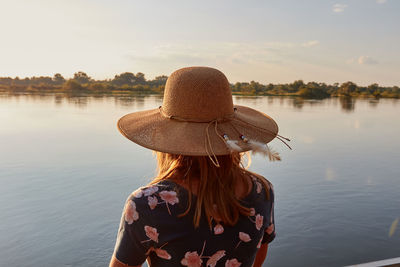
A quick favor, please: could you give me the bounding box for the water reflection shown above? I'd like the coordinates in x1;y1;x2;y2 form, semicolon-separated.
0;91;398;113
54;95;63;106
339;97;356;112
234;95;263;106
368;99;380;108
114;95;146;109
66;96;89;108
291;98;305;109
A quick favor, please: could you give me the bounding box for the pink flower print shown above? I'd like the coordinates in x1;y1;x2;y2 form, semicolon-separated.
146;243;171;260
124;200;139;224
144;225;159;243
159;190;179;205
154;248;171;260
235;232;251;249
257;236;262;248
132;186;158;198
249;208;255;216
206;250;226;267
132;188;143;198
148;196;158;210
225;258;242;267
214;224;224;235
181;251;203;267
266;223;275;235
159;190;179;215
143;186;159;197
251;176;262;194
255;180;262;193
239;232;251;242
255;214;263;230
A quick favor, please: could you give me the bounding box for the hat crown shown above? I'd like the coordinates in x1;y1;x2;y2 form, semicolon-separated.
162;67;234;121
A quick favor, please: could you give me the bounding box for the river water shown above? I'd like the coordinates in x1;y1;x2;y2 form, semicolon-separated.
0;93;399;267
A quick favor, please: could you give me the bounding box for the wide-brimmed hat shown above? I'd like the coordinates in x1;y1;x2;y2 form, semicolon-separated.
117;66;290;166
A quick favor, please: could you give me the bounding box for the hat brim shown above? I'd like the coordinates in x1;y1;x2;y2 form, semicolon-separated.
117;105;278;156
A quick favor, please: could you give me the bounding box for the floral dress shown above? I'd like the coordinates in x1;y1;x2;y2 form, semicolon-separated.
112;175;275;267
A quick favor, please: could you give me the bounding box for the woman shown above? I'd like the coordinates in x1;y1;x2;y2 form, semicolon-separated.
110;67;289;267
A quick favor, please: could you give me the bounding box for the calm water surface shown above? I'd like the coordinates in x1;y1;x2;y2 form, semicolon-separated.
0;93;399;267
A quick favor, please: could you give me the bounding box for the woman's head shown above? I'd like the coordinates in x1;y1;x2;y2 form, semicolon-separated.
118;67;285;164
151;151;269;228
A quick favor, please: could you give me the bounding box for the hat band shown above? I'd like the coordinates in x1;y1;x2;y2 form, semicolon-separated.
159;106;291;146
159;106;236;167
158;106;291;167
158;106;235;123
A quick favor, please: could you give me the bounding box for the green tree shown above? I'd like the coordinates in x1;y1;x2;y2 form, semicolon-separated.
135;72;146;84
73;71;91;84
249;81;263;94
367;83;379;94
153;75;168;86
63;80;83;91
53;73;65;85
112;72;137;86
298;82;329;98
87;83;106;91
290;80;304;92
339;81;358;96
112;72;147;86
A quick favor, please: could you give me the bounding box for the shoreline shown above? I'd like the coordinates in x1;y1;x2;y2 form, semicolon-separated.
0;88;398;100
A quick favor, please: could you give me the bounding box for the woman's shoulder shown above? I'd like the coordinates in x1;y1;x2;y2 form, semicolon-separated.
123;180;187;220
244;172;274;204
127;180;179;199
248;172;273;187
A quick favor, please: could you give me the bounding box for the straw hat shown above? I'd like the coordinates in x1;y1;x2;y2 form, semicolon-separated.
117;67;290;166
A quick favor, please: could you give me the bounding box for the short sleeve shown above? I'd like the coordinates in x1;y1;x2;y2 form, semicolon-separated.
113;197;149;266
262;184;276;244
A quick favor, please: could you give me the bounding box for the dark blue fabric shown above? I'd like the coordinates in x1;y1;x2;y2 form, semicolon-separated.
113;175;275;267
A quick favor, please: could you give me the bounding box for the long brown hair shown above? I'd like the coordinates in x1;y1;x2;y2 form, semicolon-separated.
149;151;271;228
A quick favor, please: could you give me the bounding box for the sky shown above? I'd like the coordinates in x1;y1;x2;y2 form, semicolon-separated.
0;0;399;86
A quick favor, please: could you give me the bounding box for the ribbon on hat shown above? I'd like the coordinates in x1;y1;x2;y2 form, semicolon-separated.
158;106;291;167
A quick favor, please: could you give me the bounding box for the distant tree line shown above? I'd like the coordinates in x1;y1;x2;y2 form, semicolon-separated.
0;71;399;98
231;80;399;98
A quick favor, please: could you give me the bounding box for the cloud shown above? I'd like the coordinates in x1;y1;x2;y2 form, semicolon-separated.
125;41;302;67
358;56;378;65
376;0;387;4
302;40;320;47
346;56;379;65
333;3;347;13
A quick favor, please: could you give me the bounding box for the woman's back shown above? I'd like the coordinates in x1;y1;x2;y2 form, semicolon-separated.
113;174;275;267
